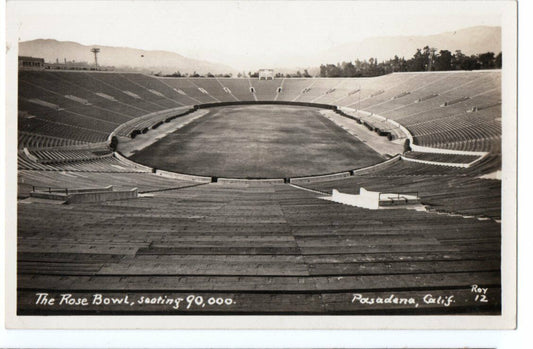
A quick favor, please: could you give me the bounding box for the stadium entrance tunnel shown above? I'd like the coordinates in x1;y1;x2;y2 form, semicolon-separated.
124;101;398;181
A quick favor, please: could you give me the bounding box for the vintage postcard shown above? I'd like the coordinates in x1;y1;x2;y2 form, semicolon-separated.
4;0;517;329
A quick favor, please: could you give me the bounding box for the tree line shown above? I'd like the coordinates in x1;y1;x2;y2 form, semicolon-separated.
154;46;502;79
319;46;502;78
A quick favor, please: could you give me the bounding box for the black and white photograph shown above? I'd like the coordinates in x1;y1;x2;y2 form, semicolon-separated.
4;0;517;329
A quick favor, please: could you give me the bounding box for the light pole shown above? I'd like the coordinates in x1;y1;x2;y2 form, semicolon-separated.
90;48;100;70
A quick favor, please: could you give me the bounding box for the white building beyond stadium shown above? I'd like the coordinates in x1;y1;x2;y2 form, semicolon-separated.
259;69;274;80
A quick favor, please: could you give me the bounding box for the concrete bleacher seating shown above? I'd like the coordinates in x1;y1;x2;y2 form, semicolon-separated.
301;157;501;220
16;69;503;220
345;71;501;153
291;78;346;103
86;73;177;110
275;79;316;101
18;131;91;149
249;78;281;101
18;170;201;197
188;78;232;102
215;78;255;101
18;151;126;172
29;148;111;163
18;181;500;314
402;151;480;164
158;78;222;103
15;70;503;314
18;70;502;154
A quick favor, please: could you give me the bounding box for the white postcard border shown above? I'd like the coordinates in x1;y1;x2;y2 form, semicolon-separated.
4;0;518;330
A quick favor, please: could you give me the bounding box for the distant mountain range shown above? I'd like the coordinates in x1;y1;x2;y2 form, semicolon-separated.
18;39;237;75
315;26;501;64
19;26;501;74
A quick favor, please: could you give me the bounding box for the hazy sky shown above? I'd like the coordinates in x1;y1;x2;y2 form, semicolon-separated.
9;0;504;70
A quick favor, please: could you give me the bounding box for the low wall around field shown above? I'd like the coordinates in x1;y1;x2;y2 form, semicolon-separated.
216;177;285;184
290;172;352;184
155;169;211;183
66;188;138;204
196;100;338;110
29;186;138;203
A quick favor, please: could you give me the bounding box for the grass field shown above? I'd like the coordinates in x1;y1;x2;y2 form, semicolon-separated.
130;105;384;178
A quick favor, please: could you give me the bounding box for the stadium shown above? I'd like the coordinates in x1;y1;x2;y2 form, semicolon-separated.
16;68;503;315
6;0;516;323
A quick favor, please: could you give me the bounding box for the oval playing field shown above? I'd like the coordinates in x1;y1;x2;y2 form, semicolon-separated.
130;104;385;178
